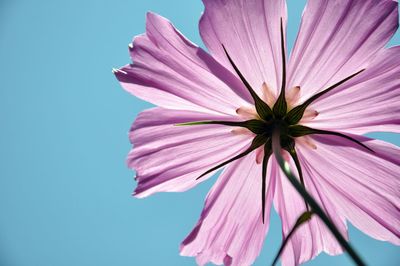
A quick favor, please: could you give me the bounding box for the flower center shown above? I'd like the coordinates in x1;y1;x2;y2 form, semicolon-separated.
176;19;372;223
233;100;295;150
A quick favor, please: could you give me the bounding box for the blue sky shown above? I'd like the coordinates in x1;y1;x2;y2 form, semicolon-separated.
0;0;399;265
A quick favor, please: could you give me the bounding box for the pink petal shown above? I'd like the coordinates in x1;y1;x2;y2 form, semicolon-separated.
199;0;287;96
129;108;252;198
115;12;250;116
297;134;400;247
288;0;398;102
302;46;400;134
273;151;347;266
180;153;276;266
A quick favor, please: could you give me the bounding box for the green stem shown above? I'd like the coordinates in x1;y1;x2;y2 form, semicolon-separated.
271;130;366;266
271;211;314;266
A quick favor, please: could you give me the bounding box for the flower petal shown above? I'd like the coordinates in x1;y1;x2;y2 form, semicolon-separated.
302;46;400;134
288;0;398;102
273;150;347;266
180;152;277;266
199;0;287;96
115;12;250;116
129;108;251;198
298;134;400;246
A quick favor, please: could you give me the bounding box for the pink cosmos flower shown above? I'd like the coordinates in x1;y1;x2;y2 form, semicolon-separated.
114;0;400;265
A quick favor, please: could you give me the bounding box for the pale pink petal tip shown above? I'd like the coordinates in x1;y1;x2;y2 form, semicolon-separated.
115;11;250;116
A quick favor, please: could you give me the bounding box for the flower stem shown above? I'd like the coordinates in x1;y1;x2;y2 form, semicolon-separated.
271;130;366;266
271;211;314;266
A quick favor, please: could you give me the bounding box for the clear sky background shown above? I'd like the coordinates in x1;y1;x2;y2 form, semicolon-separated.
0;0;399;265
